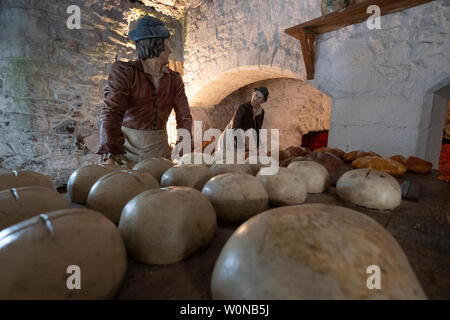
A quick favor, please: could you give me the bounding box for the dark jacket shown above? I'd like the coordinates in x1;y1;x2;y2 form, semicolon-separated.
96;60;192;154
231;102;265;147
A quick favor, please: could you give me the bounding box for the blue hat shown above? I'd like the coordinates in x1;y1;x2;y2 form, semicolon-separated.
128;16;170;42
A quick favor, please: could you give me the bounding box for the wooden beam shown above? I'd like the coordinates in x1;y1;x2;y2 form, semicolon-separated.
284;0;436;79
285;0;436;36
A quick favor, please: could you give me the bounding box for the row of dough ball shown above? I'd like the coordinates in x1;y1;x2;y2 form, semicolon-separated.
63;159;331;270
67;157;331;225
0;168;409;299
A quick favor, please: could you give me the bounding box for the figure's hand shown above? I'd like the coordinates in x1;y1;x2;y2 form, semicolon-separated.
99;153;127;166
103;157;116;166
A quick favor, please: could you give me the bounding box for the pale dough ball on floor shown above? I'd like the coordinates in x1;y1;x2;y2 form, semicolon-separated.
161;164;213;190
119;186;217;265
336;168;402;210
288;161;330;193
87;170;159;223
0;186;69;230
133;158;174;182
211;204;426;300
67;164;119;204
0;170;54;192
210;163;254;176
256;167;307;206
0;208;127;299
245;155;280;175
202;173;269;224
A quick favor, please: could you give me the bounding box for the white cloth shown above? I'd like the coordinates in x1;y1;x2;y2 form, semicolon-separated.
121;126;172;163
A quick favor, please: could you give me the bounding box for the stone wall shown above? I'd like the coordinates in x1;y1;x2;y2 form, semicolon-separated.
313;0;450;166
0;0;184;186
183;0;322;105
190;78;331;150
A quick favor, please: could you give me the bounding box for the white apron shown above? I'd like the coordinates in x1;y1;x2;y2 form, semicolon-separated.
121;126;172;163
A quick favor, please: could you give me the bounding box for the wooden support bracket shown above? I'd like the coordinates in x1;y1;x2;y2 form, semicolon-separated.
297;31;316;81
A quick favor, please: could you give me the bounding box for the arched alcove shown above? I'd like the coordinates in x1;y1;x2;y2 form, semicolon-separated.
186;65;303;107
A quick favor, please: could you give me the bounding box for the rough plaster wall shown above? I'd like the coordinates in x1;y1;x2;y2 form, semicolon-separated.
183;0;322;97
313;0;450;167
190;78;331;150
0;0;183;186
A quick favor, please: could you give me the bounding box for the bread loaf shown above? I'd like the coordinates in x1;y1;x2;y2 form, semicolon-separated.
202;173;269;224
119;187;217;265
404;156;432;173
0;170;53;191
0;186;69;230
87;170;159;223
352;156;406;176
0;208;127;299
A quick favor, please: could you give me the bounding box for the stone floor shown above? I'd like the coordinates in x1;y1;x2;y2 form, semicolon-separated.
69;170;450;300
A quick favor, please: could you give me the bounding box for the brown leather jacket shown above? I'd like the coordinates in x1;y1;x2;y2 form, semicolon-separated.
96;60;192;154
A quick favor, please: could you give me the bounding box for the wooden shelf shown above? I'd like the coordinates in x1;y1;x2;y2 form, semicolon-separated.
285;0;436;80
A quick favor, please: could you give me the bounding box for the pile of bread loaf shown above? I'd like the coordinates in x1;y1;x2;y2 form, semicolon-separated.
0;148;431;299
279;146;433;176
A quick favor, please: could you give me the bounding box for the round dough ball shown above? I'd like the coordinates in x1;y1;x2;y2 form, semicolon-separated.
210;163;254;176
87;170;159;223
0;186;69;230
161;164;213;190
202;173;269;224
211;204;426;300
119;186;217;264
0;208;127;299
307;152;344;172
179;152;214;167
280;156;305;168
314;147;345;159
133;158;174;182
245;155;279;175
0;170;53;192
336;169;401;210
285;146;311;157
256;167;307;206
288;161;330;193
67;165;118;204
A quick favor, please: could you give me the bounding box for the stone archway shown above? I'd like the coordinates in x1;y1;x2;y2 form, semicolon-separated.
186;65;303;107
